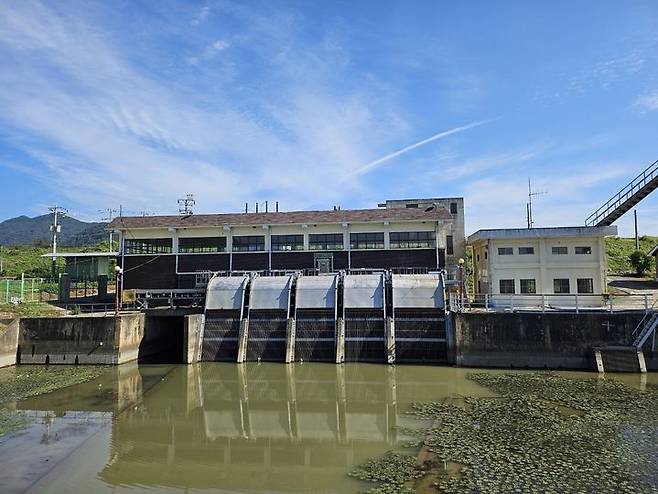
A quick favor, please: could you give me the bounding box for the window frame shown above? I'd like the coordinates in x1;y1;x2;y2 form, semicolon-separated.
498;247;514;256
124;238;173;255
231;235;265;252
450;202;458;214
350;232;385;250
552;246;568;255
308;233;344;251
520;279;536;294
553;278;570;294
499;279;515;294
178;236;226;254
577;278;594;294
389;231;436;250
518;247;535;255
575;246;592;255
270;234;304;252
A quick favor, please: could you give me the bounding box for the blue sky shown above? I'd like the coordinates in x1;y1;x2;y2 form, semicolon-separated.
0;0;657;236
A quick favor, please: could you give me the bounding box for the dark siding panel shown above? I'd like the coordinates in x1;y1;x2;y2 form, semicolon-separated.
122;255;177;289
178;254;230;272
332;251;349;270
271;252;314;270
350;249;437;269
232;253;269;271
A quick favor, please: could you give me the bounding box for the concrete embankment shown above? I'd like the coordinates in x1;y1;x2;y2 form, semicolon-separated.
0;319;20;368
15;313;204;366
454;311;657;371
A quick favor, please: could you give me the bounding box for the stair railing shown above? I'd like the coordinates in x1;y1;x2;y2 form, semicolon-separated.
586;158;658;226
630;297;658;343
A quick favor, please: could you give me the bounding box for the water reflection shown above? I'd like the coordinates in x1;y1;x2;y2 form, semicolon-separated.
4;364;655;494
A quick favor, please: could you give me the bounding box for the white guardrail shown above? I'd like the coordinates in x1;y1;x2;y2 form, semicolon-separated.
459;293;656;313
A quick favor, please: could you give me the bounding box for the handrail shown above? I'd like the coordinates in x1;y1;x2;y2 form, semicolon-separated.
585;158;658;226
631;297;658;339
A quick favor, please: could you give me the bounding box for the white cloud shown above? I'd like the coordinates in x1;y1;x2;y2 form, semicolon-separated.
633;90;658;113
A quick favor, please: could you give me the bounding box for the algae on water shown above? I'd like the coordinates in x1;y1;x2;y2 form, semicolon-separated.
0;365;110;438
351;373;658;494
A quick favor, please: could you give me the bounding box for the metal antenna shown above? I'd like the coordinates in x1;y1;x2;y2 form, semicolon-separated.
48;206;68;277
178;194;195;216
99;208;118;252
526;178;547;229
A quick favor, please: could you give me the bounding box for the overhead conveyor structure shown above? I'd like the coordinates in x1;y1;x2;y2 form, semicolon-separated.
199;271;449;364
201;274;250;361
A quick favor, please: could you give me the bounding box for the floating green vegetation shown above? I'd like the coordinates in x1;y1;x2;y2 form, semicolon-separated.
0;365;110;437
351;373;658;494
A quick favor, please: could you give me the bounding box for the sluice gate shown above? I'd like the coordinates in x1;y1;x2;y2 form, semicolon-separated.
245;276;293;362
343;274;386;363
392;274;446;363
294;275;338;362
199;271;447;364
202;275;249;361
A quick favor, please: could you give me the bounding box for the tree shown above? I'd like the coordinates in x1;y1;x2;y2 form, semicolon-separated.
629;250;653;277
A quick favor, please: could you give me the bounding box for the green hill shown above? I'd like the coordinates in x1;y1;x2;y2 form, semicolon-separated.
606;236;658;276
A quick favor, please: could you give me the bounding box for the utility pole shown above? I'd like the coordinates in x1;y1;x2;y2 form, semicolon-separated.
100;208;118;252
634;209;639;250
178;194;195;216
49;206;68;278
526;178;547;229
0;245;4;275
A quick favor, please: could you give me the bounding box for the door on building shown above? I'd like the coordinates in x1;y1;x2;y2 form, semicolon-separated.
314;254;334;273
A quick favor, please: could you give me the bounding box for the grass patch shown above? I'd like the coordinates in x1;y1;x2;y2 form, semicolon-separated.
0;302;62;319
606;236;658;276
351;373;658;493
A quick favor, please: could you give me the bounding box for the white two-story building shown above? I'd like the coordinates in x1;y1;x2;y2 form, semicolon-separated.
468;226;617;298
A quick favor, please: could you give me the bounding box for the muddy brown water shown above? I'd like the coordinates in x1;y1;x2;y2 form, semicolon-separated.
0;363;655;494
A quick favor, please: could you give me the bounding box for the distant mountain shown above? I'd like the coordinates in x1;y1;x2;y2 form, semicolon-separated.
0;214;107;247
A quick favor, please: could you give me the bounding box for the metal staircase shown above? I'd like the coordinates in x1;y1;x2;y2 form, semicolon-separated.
632;311;658;349
585;158;658;226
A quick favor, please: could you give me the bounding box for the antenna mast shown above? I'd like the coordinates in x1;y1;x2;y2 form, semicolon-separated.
178;194;195;216
526;178;547;229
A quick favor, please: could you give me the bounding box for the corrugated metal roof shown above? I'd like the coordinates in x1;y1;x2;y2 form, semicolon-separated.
108;207;452;230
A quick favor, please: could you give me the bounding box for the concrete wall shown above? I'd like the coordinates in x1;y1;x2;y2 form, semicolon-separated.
454;311;657;370
0;318;20;368
18;313;146;365
184;314;204;364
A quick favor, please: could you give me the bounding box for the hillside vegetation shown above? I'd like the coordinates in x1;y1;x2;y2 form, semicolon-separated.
606;235;657;276
0;214;106;247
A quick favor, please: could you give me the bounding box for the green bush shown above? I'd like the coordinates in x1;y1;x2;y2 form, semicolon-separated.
629;250;653;277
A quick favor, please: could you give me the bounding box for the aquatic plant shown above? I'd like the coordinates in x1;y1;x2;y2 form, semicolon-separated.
351;373;658;493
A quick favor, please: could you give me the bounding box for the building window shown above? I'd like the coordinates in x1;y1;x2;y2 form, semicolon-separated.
405;203;419;208
577;278;594;294
124;238;172;254
484;251;488;260
552;246;568;255
271;234;304;251
499;279;515;294
498;247;513;255
308;233;343;251
520;279;536;294
179;237;226;253
476;253;480;262
390;231;436;249
450;202;458;214
518;247;534;255
232;235;265;252
553;278;570;294
446;235;454;255
350;232;385;250
575;246;592;255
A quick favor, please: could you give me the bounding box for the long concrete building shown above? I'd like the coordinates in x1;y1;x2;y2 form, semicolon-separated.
109;197;465;290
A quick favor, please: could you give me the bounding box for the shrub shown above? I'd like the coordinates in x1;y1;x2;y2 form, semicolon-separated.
629;250;653;277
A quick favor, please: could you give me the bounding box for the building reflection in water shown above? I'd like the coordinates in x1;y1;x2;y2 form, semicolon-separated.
98;362;472;492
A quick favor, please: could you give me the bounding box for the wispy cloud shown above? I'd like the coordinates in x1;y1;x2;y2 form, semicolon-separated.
633;90;658;113
345;119;496;179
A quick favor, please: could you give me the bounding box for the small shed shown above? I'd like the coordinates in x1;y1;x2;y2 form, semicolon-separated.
41;252;117;281
649;244;658;281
